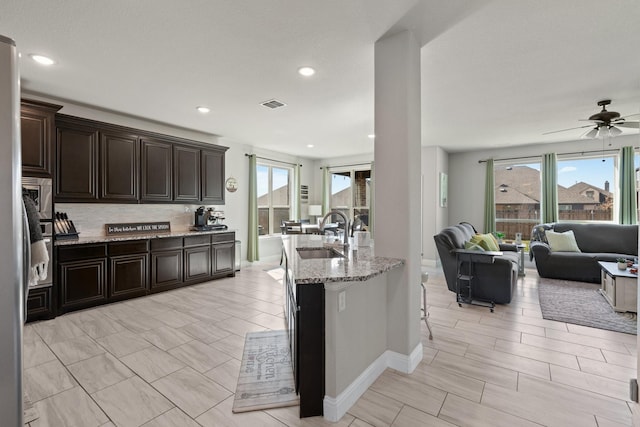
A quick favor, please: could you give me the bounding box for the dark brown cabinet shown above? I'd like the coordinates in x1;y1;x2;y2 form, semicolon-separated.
21;100;61;178
211;233;235;274
202;149;225;204
173;145;201;202
26;286;55;322
100;131;139;201
150;238;183;291
55;120;99;201
57;244;107;313
141;138;173;202
184;235;211;282
108;241;148;301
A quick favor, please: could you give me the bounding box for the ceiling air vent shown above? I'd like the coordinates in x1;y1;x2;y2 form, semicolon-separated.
261;99;287;109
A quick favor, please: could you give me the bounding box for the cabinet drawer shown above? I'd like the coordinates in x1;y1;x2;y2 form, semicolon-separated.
109;240;148;256
184;235;211;247
151;237;182;251
58;244;107;262
211;232;235;243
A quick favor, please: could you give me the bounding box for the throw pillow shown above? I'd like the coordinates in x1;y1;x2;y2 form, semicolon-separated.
470;233;500;252
546;230;581;252
464;241;485;251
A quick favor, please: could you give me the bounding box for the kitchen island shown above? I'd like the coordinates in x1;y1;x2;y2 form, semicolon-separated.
280;234;404;420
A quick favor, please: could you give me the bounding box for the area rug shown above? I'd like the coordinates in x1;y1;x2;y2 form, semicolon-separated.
232;330;298;413
538;278;637;335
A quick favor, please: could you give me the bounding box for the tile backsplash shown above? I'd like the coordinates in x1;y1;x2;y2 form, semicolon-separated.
56;203;205;236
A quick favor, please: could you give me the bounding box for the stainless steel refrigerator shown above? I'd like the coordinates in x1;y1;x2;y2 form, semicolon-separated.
0;34;25;425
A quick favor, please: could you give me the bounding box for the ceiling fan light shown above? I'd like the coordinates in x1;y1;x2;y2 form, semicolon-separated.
583;128;598;139
609;126;622;137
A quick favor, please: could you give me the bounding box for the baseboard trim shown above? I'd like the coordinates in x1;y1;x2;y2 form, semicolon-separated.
323;342;423;422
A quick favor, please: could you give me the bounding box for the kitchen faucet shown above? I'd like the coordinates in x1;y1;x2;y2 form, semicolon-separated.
319;210;350;248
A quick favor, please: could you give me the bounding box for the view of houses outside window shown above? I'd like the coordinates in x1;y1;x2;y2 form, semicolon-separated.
494;156;617;244
330;168;371;229
257;164;291;235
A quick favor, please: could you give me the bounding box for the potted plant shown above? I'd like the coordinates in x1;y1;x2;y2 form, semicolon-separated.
495;231;505;244
617;258;627;270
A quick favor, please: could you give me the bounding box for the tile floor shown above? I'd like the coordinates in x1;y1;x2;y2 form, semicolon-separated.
23;264;637;426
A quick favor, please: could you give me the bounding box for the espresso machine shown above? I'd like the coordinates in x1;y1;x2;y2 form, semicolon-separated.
192;206;228;231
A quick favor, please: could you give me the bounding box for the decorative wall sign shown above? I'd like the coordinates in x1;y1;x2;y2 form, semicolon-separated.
301;184;309;204
439;172;448;208
105;222;171;235
226;177;238;192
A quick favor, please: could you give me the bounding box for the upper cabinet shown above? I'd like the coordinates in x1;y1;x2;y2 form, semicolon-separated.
55;119;99;201
141;138;173;202
202;149;225;205
21;100;62;178
55;114;228;204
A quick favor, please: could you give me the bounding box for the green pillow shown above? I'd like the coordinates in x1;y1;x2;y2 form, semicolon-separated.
464;241;485;251
470;233;500;251
546;230;581;252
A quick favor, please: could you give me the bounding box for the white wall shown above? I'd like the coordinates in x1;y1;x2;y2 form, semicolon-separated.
447;133;640;231
421;146;448;264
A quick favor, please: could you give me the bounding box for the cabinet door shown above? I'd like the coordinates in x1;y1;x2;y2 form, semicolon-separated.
141;138;172;202
59;259;107;312
201;149;225;204
173;145;200;202
184;246;211;282
26;286;54;322
213;242;235;274
21;100;61;177
109;254;148;301
150;249;183;291
100;131;139;201
55;122;99;200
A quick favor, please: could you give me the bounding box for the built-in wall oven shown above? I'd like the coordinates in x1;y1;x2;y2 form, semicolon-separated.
21;177;53;287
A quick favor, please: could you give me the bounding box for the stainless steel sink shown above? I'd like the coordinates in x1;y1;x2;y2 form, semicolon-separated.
296;247;345;259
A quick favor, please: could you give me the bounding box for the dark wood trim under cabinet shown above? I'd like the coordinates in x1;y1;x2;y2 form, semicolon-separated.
21;99;62;178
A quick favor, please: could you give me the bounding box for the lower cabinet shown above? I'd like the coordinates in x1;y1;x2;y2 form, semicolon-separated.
54;232;235;316
26;286;55;322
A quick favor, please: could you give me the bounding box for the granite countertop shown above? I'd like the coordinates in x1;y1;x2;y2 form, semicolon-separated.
281;234;404;285
54;229;236;246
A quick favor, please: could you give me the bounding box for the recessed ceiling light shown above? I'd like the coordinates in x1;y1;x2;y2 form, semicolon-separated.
307;144;314;148
196;106;210;113
298;66;316;77
368;134;375;139
30;54;55;65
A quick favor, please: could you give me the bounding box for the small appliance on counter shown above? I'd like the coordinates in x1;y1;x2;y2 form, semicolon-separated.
54;211;79;240
191;206;228;231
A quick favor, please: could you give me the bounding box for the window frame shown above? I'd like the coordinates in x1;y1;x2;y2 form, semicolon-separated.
257;161;294;236
328;166;371;225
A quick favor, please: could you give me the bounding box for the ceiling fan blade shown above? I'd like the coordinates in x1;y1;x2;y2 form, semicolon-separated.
620;113;640;120
578;119;605;123
616;121;640;128
542;124;594;135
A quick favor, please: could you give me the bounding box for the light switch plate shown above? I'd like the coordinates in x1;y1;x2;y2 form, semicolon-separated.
338;291;346;312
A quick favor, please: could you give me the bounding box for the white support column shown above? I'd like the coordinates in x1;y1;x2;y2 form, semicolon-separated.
374;30;422;364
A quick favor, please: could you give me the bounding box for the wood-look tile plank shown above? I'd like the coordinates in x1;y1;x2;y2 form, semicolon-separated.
370;369;447;416
48;335;106;365
410;361;485;402
431;325;497;349
481;382;597;426
465;344;550;380
577;356;636;383
139;325;194;351
204;358;242;393
565;323;637;346
439;393;542;427
494;339;580;369
196;396;286;427
391;405;457;427
549;364;629;401
141;407;202;427
178;321;232;344
31;386;109;427
24;359;77;402
602;349;637;369
545;328;632;354
67;352;134;394
120;346;186;382
454;320;522;343
347;389;403;427
478;315;546;337
423;334;469;357
521;333;605;361
266;404;356;426
430;351;518;390
168;339;232;373
517;374;632;425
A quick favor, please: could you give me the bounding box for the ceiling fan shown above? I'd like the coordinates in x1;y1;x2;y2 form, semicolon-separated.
543;99;640;139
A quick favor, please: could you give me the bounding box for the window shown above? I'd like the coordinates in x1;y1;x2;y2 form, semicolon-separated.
493;162;541;242
329;168;371;229
557;156;614;222
257;164;292;235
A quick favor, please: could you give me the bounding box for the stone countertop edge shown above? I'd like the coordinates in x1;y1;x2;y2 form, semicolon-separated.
54;229;236;246
282;234;404;285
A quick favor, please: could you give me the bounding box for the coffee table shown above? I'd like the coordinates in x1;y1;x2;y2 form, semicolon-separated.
598;261;637;313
